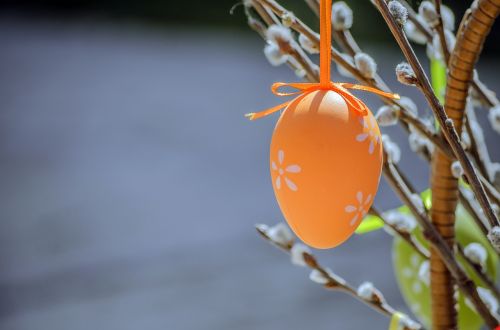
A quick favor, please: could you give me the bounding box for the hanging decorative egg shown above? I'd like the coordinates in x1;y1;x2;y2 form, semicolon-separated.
393;203;498;329
247;0;398;249
269;89;382;249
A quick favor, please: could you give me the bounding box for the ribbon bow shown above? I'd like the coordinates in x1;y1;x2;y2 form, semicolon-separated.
245;81;400;120
246;0;399;121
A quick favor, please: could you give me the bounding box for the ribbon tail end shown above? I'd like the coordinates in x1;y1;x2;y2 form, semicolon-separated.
245;113;256;120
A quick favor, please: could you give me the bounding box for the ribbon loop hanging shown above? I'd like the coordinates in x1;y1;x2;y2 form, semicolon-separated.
246;0;399;121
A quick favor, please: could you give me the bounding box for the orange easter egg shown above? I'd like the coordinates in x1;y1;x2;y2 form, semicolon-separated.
270;90;383;249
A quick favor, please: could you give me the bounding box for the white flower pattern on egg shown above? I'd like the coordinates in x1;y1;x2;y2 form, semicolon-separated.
272;150;301;191
356;116;380;154
344;191;371;226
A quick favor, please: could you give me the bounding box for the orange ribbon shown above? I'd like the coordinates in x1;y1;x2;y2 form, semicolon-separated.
245;81;400;120
246;0;399;121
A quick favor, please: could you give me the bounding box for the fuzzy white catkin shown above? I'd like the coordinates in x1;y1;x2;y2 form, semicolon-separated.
336;53;355;78
491;163;500;191
309;269;329;284
295;68;306;78
492;204;500;216
418;261;430;286
404;19;427;45
465;287;499;313
396;62;417;85
290;243;311;267
354;53;377;79
331;1;353;31
281;11;295;28
408;132;427;154
488;105;500;134
461;130;472;150
264;43;288;66
309;268;346;286
487;226;500;252
266;25;293;45
357;282;376;300
428;31;456;62
478;287;499;313
441;5;455;31
400;315;421;330
357;282;383;302
255;223;269;233
388;1;408;25
450;161;463;179
464;242;487;269
411;193;425;213
375;105;399;126
298;33;319;54
382;135;401;164
267;223;294;245
399;96;418;116
384;210;416;233
418;1;438;25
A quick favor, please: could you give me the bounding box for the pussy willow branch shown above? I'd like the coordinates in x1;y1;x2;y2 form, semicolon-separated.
247;1;319;81
370;207;430;259
374;0;500;231
246;8;311;77
456;243;500;301
416;4;498;187
400;0;499;108
418;0;497;190
255;226;422;329
382;156;499;328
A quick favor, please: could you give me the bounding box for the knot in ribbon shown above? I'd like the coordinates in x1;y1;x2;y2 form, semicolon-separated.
245;81;400;121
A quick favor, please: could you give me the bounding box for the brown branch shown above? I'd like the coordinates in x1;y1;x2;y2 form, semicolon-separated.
303;0;319;16
374;0;500;230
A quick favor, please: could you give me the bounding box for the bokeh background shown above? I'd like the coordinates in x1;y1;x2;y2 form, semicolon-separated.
0;1;498;329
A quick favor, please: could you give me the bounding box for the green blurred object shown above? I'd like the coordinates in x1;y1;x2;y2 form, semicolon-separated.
355;214;384;233
393;196;498;329
431;59;447;104
355;190;432;234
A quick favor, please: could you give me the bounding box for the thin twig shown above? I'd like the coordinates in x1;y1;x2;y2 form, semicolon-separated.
371;207;430;259
256;226;422;329
459;187;490;235
456;243;500;301
433;0;450;64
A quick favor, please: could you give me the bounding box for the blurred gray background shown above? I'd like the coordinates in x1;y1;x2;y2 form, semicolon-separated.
0;1;499;329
